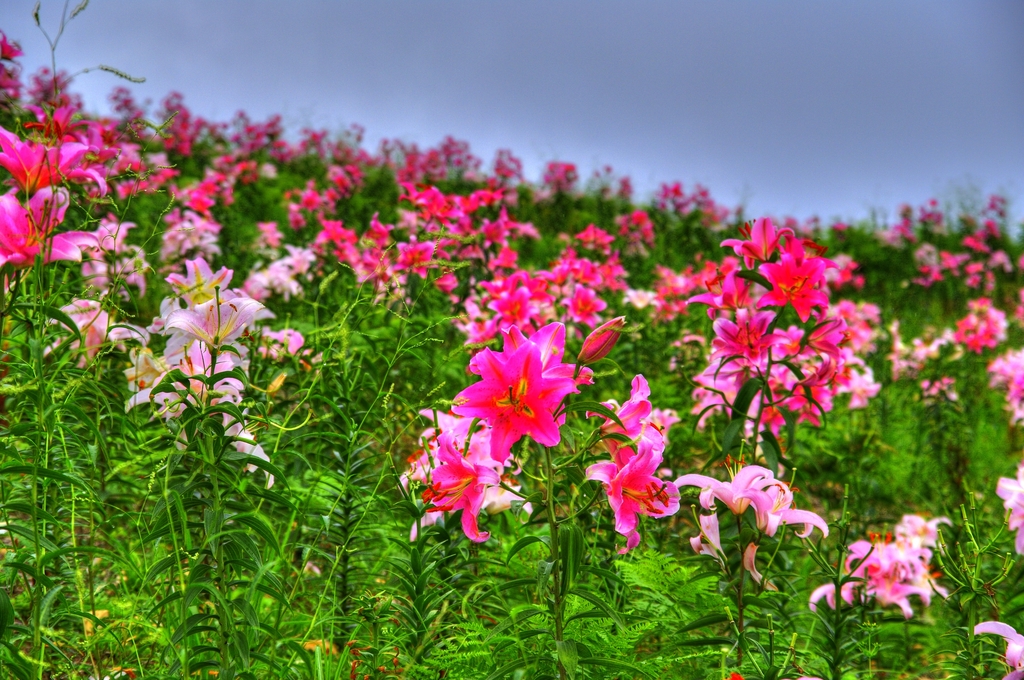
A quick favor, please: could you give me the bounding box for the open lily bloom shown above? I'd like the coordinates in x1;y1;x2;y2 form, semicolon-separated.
587;437;680;553
720;217;794;268
976;622;1024;680
677;465;828;539
421;432;501;543
453;322;578;464
164;296;265;348
0;188;96;268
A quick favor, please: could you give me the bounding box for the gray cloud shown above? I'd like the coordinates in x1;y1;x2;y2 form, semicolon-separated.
3;0;1022;221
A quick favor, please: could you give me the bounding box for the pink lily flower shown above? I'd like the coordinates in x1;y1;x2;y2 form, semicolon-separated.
586;437;680;553
453;322;578;464
689;512;725;565
421;432;500;542
0;188;96;268
721;217;794;268
675;465;775;515
976;621;1024;680
757;251;831;322
745;482;830;538
687;269;751;319
711;308;781;367
164;296;265;348
0;127;91;194
591;374;666;465
743;543;765;584
165;257;234;305
997;461;1024;554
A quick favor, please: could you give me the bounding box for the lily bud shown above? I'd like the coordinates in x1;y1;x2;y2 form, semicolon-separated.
578;316;625;364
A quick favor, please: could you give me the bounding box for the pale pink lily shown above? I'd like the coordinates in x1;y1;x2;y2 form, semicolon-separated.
975;621;1024;680
165;257;233;304
164;296;265;348
677;465;828;538
997;461;1024;554
675;465;775;515
689;512;725;565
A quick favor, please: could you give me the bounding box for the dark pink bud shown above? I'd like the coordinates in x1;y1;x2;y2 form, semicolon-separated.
578;316;626;364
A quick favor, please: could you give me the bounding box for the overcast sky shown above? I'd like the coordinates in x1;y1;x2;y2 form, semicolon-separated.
3;1;1023;222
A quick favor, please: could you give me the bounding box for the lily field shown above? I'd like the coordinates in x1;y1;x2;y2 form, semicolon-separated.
1;25;1024;680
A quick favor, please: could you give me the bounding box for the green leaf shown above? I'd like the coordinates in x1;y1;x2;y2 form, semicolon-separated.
735;269;773;290
760;429;782;470
720;419;743;456
577;657;654;678
675;636;734;647
564;400;625;430
506;535;549;565
731;378;762;420
556;639;579;679
484;657;530;680
567;588;626;631
678;613;730;633
0;588;13;639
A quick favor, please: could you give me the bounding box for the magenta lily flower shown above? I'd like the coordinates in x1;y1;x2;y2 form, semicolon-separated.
687;269;751;319
721;217;794;268
0;127;90;194
421;432;501;542
586;438;680;553
711;308;781;367
757;251;830;322
0;188;96;268
976;622;1024;680
453;322;578;464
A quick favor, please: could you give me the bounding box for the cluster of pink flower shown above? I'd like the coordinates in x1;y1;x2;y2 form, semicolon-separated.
122;258;305;486
407;323;581;542
161;208;222;264
457;246;627;343
909;197;1013;291
540;161;579;196
0;32;21;101
404;319;682;553
888;321;956;380
584;374;681;553
379;135;483;185
615;210;656;256
621;260;717;322
954;297;1008;353
655;181;731;228
810;515;949;618
243;244;317;302
990;349;1024;425
688;218;880;434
